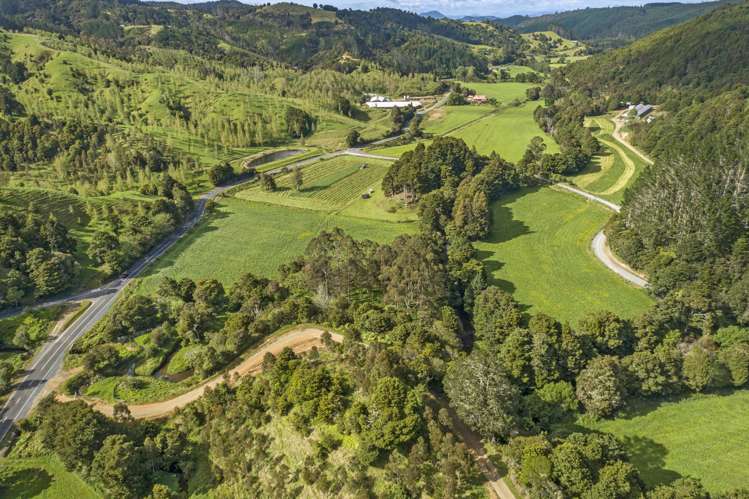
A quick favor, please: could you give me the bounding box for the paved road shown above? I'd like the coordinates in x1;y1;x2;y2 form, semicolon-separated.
0;177;245;444
555;183;649;288
0;140;404;445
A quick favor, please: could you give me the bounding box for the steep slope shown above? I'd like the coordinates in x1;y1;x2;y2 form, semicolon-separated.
493;0;733;44
564;1;749;102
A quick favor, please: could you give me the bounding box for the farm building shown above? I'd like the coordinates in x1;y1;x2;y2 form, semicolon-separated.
366;95;423;109
468;95;489;104
634;103;653;118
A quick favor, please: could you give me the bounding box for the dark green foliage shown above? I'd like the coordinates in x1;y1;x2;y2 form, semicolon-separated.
576;356;626;418
363;376;422;450
35;398;110;470
565;2;749;101
0;212;77;305
0;1;523;75
208;163;235;187
505;432;641;498
444;350;521;440
285;107;315;138
472;286;523;348
345;129;360;148
382;137;481;198
91;434;148;498
498;1;728;45
608;90;749;323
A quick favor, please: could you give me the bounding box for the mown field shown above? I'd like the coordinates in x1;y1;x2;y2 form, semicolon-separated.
474;187;653;323
421;105;494;136
451;101;559;162
137;196;416;291
0;456;100;498
576;390;749;493
461;81;538;102
568;116;647;203
236;156;392;211
376;100;556;163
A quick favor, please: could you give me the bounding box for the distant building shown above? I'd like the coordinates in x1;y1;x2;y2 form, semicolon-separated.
634;103;653;118
365;96;422;109
468;95;488;104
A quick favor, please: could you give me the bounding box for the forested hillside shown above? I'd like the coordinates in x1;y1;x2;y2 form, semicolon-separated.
494;0;732;46
564;2;749;104
0;0;525;76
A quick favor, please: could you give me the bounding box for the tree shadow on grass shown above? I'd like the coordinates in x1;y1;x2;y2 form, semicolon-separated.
620;435;682;487
483;188;535;245
0;467;53;497
551;425;682;488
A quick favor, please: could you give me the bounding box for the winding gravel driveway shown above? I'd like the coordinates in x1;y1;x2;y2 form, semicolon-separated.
57;327;342;419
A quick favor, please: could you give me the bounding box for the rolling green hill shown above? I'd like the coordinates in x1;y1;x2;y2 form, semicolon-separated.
0;0;526;76
493;0;734;46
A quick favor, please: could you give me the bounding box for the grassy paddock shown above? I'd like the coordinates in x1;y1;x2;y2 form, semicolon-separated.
0;456;100;498
450;101;558;162
237;156;392;211
375;101;557;163
136;197;416;291
573;390;749;493
474;187;653;323
567;116;647;203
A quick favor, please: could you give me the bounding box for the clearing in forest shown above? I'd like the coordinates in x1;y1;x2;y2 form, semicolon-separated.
137;197;415;290
474;187;653;323
461;81;539;103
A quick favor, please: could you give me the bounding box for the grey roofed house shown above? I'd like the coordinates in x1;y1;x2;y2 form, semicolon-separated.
635;103;653;118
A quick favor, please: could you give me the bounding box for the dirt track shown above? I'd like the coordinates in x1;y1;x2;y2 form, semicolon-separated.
58;327;342;419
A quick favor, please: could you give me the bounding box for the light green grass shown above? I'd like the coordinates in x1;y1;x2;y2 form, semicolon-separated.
165;344;203;375
474;187;653;323
421;105;495;136
85;375;185;404
0;456;100;498
340;183;418;223
450;101;559;162
575;390;749;493
568;116;647;204
237;156;392;211
136;197;416;291
376;101;557;163
461;82;538;102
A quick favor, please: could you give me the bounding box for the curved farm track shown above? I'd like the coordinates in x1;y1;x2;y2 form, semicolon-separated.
57;327;342;419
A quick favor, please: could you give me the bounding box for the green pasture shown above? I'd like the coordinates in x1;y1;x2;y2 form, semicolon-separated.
568;116;647;203
421;105;495;136
136;197;416;291
574;390;749;493
375;101;557;163
237;156;392;211
0;456;100;499
85;375;188;404
450;101;559;162
474;187;653;323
